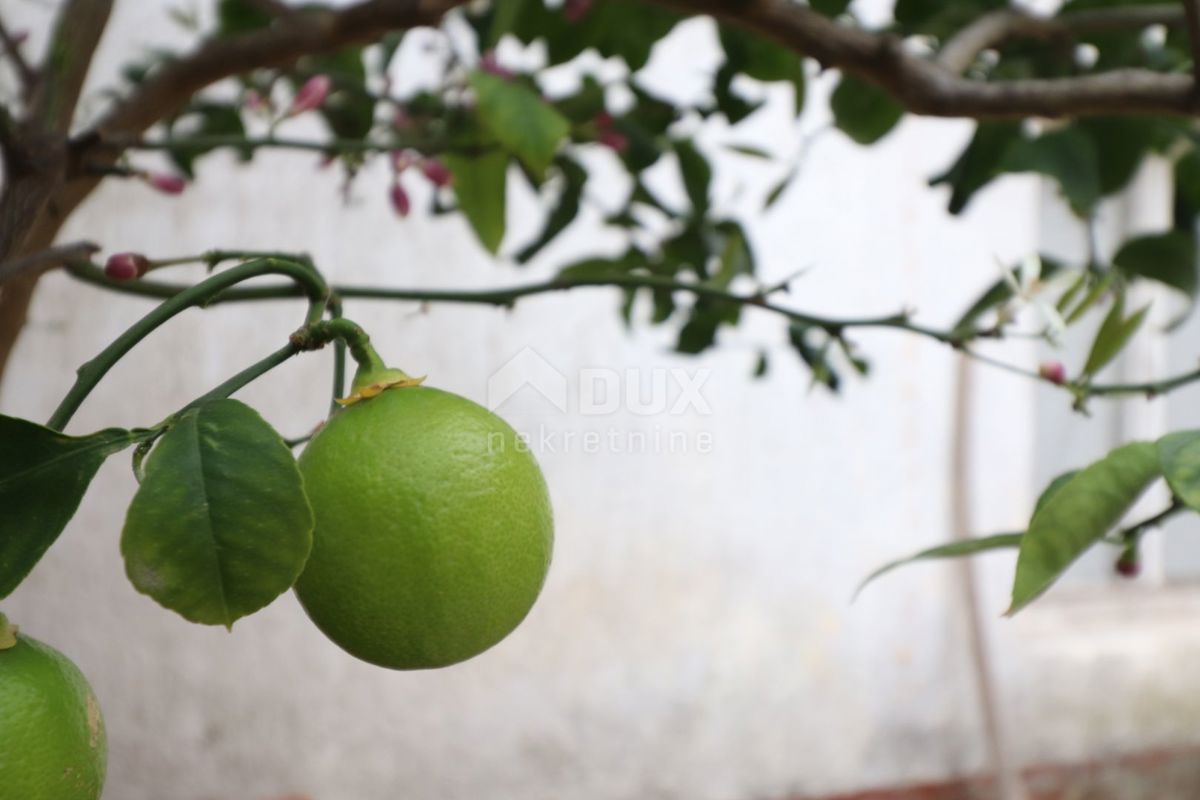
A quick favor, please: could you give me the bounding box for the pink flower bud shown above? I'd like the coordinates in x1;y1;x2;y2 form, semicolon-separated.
144;172;187;195
479;51;515;80
1038;361;1066;385
289;75;332;116
390;182;411;218
564;0;591;23
420;158;452;188
1115;550;1140;578
104;252;151;281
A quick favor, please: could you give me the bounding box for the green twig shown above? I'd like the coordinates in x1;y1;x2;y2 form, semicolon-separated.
47;258;329;431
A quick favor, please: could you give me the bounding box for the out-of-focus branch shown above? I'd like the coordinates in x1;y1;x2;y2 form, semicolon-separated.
0;15;34;94
939;5;1185;74
1183;0;1200;87
0;241;98;282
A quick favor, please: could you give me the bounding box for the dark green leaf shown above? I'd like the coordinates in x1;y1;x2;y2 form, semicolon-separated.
168;104;249;179
1158;431;1200;511
929;122;1021;215
470;71;569;178
121;400;313;628
516;157;587;264
789;323;838;392
1010;441;1160;614
445;152;509;254
300;49;375;140
830;75;903;145
1113;231;1197;299
856;533;1023;599
811;0;852;15
1001;128;1101;215
674;139;712;218
753;351;769;378
1082;294;1148;376
0;416;141;598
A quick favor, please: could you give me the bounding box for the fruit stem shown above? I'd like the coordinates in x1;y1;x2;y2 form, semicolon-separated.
0;613;18;651
289;317;416;401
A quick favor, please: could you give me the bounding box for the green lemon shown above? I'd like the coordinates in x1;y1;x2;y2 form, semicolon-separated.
294;385;553;669
0;616;107;800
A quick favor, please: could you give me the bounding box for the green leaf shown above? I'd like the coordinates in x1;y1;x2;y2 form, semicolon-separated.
0;416;141;598
121;400;313;628
811;0;852;15
301;49;375;140
445;152;509;254
1082;294;1148;376
1034;470;1079;516
516;157;587;264
168;104;249;179
673;139;712;218
1159;431;1200;511
470;71;569;178
1113;231;1198;299
1009;441;1160;614
856;533;1023;599
1001;128;1101;215
929;122;1022;215
830;75;903;145
950;255;1065;336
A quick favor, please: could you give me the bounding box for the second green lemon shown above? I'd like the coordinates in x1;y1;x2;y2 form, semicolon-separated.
294;385;553;669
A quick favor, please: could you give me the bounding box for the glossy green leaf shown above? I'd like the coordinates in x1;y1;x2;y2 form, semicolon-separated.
1009;441;1160;614
856;533;1023;599
1113;231;1197;299
1082;294;1148;376
470;71;569;178
1158;431;1200;511
0;416;142;599
121;400;313;627
830;76;903;145
445;152;509;254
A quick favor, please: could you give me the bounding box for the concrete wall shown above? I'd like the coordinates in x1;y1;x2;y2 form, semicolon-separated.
6;3;1200;800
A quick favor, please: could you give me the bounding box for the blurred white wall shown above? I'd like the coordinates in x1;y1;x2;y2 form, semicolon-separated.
6;3;1200;800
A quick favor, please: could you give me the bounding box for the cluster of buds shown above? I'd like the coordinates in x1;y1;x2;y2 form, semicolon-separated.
593;112;629;153
388;151;453;218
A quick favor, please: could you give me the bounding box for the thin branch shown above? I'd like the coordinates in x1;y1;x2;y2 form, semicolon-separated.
939;5;1185;74
1183;0;1200;88
0;240;98;282
0;15;34;94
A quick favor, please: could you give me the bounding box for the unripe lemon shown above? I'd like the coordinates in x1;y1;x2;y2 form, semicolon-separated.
0;617;107;800
294;385;553;669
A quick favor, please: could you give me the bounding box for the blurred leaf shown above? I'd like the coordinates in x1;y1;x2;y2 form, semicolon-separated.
764;169;797;210
717;23;805;114
301;48;374;140
856;533;1023;599
950;255;1065;336
445;152;509;254
168;104;249;179
1001;128;1100;215
709;221;755;288
216;0;273;35
789;323;838;392
929;122;1022;215
1082;293;1148;376
725;143;773;160
1159;431;1200;511
516;157;587;263
811;0;852;15
830;76;903;145
1010;442;1160;614
674;139;712;217
470;71;570;178
1034;470;1079;516
0;416;142;599
1113;231;1197;299
553;75;607;124
1063;272;1117;325
1077;117;1166;197
121;400;313;628
753;351;769;378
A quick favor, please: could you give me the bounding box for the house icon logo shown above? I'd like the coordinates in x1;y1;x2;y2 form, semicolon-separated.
487;348;568;413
